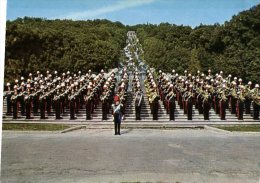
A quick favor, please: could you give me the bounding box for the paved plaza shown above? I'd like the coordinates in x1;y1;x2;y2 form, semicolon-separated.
2;129;260;183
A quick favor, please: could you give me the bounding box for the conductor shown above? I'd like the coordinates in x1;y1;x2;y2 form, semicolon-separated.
112;99;123;135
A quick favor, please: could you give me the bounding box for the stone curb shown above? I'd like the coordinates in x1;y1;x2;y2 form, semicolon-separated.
204;125;231;134
60;125;86;133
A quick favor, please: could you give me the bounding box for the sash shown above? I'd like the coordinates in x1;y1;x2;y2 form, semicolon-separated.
114;104;121;114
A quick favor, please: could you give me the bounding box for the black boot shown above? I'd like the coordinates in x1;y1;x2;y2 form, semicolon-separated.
118;123;121;135
114;123;117;135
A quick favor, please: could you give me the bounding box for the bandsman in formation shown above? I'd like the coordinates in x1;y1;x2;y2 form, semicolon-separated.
39;85;48;119
202;85;211;120
219;85;228;120
185;84;193;120
54;85;63;119
11;85;19;119
24;84;34;119
69;84;77;120
101;85;109;120
135;85;143;120
150;84;160;120
244;81;252;114
4;82;13;115
251;84;259;120
85;85;94;120
166;84;176;121
236;85;245;120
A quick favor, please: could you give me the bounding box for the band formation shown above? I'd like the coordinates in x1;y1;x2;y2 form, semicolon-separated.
3;31;260;121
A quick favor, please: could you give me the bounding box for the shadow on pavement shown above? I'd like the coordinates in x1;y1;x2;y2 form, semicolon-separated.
121;128;133;135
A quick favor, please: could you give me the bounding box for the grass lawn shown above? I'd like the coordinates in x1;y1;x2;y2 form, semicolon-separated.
213;125;260;132
3;123;72;131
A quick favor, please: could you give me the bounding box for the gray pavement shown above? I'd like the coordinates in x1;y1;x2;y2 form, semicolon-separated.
2;129;260;183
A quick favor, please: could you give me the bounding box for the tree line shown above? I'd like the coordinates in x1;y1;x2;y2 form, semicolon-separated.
4;4;260;84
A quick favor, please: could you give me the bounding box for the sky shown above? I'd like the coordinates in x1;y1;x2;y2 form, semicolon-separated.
6;0;260;27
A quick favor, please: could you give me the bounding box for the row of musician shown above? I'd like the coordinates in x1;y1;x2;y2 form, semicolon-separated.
145;69;259;121
3;69;130;120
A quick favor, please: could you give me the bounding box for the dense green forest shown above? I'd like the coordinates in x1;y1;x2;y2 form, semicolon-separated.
5;4;260;84
5;18;127;82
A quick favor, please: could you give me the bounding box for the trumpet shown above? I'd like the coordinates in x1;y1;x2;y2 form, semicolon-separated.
85;94;93;101
18;91;26;97
69;94;76;101
53;95;60;101
11;95;18;101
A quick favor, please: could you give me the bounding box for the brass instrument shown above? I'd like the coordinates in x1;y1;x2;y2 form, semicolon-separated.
69;94;75;101
251;94;260;105
100;92;108;101
85;93;94;101
150;93;160;102
186;92;193;101
11;94;18;101
39;92;49;100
